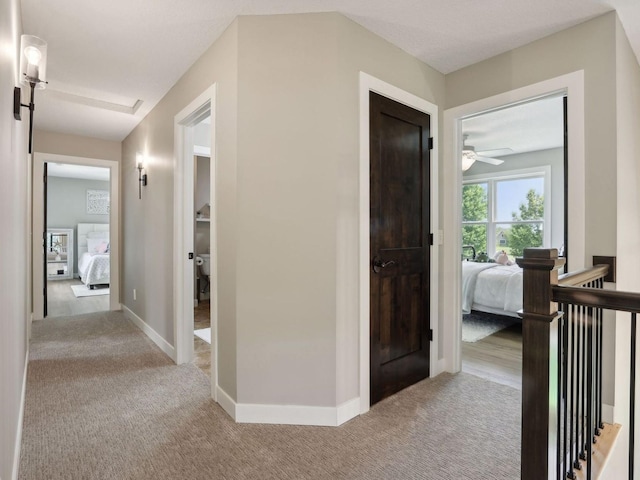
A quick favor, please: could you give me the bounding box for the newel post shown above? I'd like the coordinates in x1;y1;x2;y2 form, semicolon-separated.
516;248;565;480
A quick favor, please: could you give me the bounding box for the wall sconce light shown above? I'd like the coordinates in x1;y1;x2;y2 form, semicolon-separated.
13;35;48;154
136;155;148;199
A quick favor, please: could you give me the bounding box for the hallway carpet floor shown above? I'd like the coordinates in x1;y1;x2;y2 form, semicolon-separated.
19;312;521;480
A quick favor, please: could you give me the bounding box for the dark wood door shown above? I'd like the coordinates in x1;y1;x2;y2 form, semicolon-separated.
370;92;431;405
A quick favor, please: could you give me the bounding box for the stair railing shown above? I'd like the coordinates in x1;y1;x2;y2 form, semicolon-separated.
517;248;638;480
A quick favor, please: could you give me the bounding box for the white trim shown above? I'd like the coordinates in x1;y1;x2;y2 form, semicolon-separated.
32;153;120;320
122;305;176;361
216;385;237;420
11;350;29;480
173;84;219;404
359;72;440;415
235;397;361;426
442;70;586;374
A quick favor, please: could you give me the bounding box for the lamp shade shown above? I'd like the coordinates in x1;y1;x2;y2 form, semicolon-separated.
19;35;47;88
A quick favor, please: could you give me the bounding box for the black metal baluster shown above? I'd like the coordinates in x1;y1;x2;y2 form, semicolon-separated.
569;304;576;478
563;305;570;479
630;313;636;480
575;304;583;470
598;278;604;432
558;309;564;480
580;307;591;464
586;307;593;478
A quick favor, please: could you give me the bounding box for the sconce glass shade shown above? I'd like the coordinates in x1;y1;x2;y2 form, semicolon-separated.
136;154;146;170
19;35;47;88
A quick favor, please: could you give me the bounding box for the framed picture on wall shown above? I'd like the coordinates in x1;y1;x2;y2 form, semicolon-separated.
87;189;110;215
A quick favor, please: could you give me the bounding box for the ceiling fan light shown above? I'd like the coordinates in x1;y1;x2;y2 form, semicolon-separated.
461;150;476;171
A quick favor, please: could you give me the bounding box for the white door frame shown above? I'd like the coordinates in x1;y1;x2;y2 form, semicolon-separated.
32;152;121;319
358;72;440;414
173;84;218;399
441;70;586;373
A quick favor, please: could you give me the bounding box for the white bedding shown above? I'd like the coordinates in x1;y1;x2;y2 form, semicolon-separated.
461;262;523;316
78;252;110;287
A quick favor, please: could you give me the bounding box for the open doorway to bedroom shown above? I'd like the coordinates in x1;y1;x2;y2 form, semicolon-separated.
45;163;111;317
460;94;566;389
32;152;120;321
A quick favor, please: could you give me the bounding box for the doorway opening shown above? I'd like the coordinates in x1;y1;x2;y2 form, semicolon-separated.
459;94;566;389
441;70;586;375
193;117;212;378
173;84;217;399
45;163;112;317
32;153;121;320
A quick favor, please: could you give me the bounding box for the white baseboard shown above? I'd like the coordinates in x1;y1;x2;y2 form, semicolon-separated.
122;305;176;362
216;385;237;420
432;358;446;377
12;350;29;480
215;386;360;427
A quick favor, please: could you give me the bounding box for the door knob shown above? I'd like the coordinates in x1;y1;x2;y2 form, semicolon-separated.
372;256;396;273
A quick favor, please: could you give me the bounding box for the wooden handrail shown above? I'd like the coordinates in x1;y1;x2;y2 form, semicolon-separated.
558;264;609;287
553;285;640;313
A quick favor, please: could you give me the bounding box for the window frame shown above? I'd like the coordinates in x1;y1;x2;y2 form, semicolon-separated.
462;166;552;257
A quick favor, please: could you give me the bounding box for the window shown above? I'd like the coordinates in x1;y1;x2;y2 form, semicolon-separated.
462;167;551;261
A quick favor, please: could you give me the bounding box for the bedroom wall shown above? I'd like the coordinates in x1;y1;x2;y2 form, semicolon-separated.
47;177;110;275
1;0;29;478
445;11;620;408
463;147;565;252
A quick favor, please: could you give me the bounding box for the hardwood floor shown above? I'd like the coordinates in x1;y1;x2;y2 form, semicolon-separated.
46;279;109;318
193;300;211;378
461;323;523;390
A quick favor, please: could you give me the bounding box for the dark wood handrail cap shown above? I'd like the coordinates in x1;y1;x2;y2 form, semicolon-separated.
518;310;562;323
516;257;565;270
522;247;559;259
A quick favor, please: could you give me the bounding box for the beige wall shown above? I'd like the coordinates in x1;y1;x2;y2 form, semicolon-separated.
234;13;444;406
613;16;640;466
446;12;620;405
122;12;444;408
34;130;122;162
446;13;618;265
122;19;239;397
1;0;29;477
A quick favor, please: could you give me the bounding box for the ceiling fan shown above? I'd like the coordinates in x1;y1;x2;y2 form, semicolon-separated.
462;134;506;171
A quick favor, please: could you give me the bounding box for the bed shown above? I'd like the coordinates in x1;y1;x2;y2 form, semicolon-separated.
461;261;523;318
77;223;110;289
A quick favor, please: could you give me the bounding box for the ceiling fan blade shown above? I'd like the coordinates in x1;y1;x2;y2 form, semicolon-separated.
476;148;513;157
476;155;504;165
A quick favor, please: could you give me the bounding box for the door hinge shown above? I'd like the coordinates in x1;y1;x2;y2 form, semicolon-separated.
428;329;433;341
428;137;434;150
429;233;434;246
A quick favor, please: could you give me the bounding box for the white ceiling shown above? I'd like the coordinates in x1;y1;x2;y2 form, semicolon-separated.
20;0;640;142
47;163;110;181
462;95;565;158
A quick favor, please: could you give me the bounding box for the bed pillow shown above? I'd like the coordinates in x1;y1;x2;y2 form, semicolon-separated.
86;231;109;239
87;239;109;254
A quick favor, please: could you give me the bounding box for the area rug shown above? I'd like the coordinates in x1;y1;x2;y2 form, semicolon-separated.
462;312;519;343
70;285;109;297
194;327;211;344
